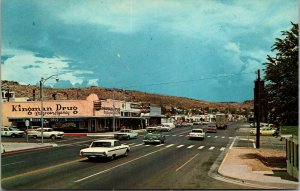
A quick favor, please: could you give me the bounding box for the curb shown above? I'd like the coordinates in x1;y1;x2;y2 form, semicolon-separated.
3;145;54;155
64;133;87;136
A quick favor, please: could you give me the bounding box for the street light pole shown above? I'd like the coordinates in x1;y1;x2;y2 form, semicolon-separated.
40;75;59;144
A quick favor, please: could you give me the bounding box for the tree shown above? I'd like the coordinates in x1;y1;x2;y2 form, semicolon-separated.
264;22;298;125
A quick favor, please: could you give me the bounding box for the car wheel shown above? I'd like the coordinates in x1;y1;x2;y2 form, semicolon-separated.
110;154;116;160
127;135;130;140
11;134;16;138
124;149;129;156
33;135;38;139
50;135;56;140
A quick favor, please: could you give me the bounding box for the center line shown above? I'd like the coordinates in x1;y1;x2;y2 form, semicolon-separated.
2;161;25;167
177;145;184;148
74;147;167;182
187;145;194;149
176;153;199;172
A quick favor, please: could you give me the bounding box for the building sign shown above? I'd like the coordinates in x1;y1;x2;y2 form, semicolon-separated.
11;104;79;116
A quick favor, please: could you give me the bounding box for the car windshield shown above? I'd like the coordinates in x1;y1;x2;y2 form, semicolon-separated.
91;142;111;147
192;130;203;133
145;134;160;138
8;127;20;131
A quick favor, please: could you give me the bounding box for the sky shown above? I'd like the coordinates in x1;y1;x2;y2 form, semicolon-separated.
1;0;298;102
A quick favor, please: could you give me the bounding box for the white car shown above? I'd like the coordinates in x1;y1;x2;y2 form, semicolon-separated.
146;126;161;132
188;128;205;140
27;128;64;139
1;126;24;138
114;129;138;140
80;139;130;160
160;124;174;132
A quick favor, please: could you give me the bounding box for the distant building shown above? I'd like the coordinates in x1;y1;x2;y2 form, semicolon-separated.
1;93;162;132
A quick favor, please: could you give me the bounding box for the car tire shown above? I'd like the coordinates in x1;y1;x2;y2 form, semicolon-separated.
11;134;16;138
50;135;56;140
110;154;116;160
124;149;129;156
33;135;38;139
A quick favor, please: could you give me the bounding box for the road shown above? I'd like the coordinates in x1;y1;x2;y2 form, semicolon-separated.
2;123;252;189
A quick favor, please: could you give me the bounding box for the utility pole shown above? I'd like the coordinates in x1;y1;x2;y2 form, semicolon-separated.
254;69;266;149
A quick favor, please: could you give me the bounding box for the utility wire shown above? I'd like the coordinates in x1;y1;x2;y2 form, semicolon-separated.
120;71;255;89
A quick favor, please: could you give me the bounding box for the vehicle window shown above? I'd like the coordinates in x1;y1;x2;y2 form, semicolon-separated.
2;128;8;131
192;130;203;133
91;142;111;147
114;141;121;146
9;127;19;131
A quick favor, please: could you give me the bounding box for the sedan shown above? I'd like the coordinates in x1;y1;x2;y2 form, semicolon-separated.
143;133;166;144
206;124;217;133
250;127;278;136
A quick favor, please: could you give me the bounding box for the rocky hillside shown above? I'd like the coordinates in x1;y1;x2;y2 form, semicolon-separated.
1;80;253;112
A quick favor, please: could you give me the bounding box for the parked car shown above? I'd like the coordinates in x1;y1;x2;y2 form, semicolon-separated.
27;128;64;139
188;128;205;140
160;124;174;132
143;133;166;144
206;123;217;133
1;126;24;138
80;139;130;160
114;129;138;140
146;126;161;132
250;127;278;136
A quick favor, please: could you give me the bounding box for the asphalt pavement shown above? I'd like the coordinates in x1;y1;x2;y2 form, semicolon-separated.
1;124;299;189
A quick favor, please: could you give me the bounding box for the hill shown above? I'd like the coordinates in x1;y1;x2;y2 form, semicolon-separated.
1;80;253;114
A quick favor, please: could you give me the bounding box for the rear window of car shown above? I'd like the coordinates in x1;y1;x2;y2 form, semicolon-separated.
91;142;111;147
192;130;203;133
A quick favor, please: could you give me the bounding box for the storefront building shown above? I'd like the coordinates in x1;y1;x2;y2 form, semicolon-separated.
2;93;162;132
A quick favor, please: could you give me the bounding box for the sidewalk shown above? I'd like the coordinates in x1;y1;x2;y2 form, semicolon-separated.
217;147;299;189
2;142;57;154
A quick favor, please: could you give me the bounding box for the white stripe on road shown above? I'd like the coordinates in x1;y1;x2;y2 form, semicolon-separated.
229;137;237;149
132;143;143;147
177;145;184;148
207;136;211;138
179;135;184;137
2;161;25;167
220;147;226;151
176;153;199;172
145;145;151;147
165;144;174;148
222;136;225;138
214;136;218;138
187;145;195;149
209;146;215;150
253;143;256;148
74;147;168;182
155;144;164;147
172;135;177;137
198;146;205;150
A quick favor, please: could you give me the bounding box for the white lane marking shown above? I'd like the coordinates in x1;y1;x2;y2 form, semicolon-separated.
187;145;195;149
165;144;174;148
2;161;25;167
214;136;218;138
145;145;151;147
177;145;184;148
166;135;170;136
132;143;143;147
253;143;256;148
155;144;164;147
176;153;199;172
229;137;234;139
179;135;184;137
222;136;225;138
209;146;215;150
229;136;237;149
172;135;177;137
74;147;168;182
198;146;205;150
207;136;211;138
220;147;226;151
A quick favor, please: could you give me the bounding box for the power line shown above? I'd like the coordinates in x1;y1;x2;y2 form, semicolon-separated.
121;71;255;89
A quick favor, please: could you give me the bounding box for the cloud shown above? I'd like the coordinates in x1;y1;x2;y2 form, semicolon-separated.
1;48;96;86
